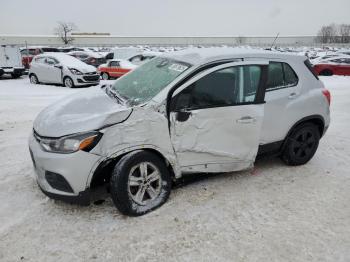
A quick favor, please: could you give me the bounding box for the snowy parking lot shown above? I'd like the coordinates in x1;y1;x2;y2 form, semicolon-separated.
0;76;349;261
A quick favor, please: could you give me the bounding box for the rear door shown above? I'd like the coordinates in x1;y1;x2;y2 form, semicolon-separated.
169;61;267;173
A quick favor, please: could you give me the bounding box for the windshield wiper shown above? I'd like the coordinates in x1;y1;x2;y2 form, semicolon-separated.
103;84;125;104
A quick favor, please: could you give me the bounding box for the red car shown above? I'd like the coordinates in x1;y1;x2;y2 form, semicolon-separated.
313;57;350;76
97;59;137;80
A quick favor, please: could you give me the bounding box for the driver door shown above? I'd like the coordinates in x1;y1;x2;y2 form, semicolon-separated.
42;57;62;84
169;61;268;173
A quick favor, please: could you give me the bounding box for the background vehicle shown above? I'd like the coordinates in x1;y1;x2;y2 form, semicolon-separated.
29;48;330;216
97;59;137;79
21;46;60;69
29;53;100;87
128;51;160;65
68;51;106;67
0;45;25;78
313;56;350;76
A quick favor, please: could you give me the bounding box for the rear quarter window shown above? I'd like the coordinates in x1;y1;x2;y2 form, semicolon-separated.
266;62;299;91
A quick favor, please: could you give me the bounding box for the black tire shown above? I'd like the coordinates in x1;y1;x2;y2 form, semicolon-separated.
110;150;172;216
320;69;333;76
101;72;110;80
29;74;39;84
281;123;320;166
63;76;75;88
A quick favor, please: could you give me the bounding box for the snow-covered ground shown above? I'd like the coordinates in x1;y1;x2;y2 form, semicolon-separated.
0;76;349;262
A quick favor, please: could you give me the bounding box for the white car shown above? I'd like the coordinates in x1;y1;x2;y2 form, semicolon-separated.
29;53;100;88
29;48;330;216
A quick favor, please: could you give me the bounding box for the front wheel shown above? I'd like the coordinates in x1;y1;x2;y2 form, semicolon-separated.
29;74;39;84
110;150;172;216
101;72;110;80
281;123;320;166
63;76;75;88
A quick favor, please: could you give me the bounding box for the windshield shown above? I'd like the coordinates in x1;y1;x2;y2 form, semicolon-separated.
111;57;190;105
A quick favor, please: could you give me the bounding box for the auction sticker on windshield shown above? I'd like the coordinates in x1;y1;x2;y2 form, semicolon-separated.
168;63;189;72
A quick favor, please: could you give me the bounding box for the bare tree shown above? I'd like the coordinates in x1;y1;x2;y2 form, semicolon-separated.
236;36;246;45
54;22;77;45
339;24;350;43
317;24;337;43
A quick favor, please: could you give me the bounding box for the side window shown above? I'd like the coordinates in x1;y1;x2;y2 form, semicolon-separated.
109;61;120;67
267;62;284;90
267;62;298;91
283;63;298;86
174;65;262;110
45;57;58;65
35;57;45;63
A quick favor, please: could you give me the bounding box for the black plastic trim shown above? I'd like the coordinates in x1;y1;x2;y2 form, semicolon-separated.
39;184;90;206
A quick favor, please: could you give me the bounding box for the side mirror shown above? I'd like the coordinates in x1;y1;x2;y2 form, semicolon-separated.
54;65;63;69
171;93;192;122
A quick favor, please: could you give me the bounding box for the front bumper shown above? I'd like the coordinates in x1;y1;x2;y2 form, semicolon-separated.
72;73;100;86
1;67;25;75
29;132;102;204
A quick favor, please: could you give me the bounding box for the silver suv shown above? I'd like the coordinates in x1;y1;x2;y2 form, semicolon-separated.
29;48;331;216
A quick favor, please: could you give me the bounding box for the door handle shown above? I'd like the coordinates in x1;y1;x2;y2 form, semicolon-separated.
236;116;256;124
288;92;297;99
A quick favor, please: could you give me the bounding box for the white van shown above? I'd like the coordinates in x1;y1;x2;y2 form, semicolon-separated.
0;45;25;78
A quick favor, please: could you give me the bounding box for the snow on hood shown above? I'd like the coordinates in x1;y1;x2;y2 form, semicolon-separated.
33;87;132;137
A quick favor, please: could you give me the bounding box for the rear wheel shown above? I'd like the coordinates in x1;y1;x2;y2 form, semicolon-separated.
63;76;74;88
281;123;320;166
110;150;172;216
101;72;110;80
320;69;333;76
29;74;39;84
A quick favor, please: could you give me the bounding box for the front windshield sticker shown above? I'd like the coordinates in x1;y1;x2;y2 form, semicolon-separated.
168;63;189;72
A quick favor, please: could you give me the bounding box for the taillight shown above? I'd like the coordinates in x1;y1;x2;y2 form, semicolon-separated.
322;89;331;106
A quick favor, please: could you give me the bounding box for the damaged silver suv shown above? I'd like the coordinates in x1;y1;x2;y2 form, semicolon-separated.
29;48;331;216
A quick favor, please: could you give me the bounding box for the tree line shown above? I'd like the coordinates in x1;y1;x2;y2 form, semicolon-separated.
317;24;350;44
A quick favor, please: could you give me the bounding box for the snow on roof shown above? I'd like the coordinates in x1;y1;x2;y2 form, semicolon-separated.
162;47;306;65
37;52;93;67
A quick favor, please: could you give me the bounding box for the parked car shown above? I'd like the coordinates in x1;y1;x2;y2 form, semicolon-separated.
97;59;137;80
127;51;161;65
29;48;330;216
29;53;100;87
0;45;25;78
68;51;106;67
58;47;84;53
313;56;350;76
21;47;60;69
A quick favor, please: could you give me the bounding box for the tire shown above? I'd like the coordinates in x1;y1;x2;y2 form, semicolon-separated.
29;74;39;84
101;72;110;80
281;123;320;166
110;150;172;216
320;69;333;76
63;76;75;88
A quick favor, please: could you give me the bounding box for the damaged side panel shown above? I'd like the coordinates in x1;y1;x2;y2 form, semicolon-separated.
91;107;181;177
170;104;264;173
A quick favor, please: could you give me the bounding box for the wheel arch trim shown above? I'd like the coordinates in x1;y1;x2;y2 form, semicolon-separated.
87;145;181;188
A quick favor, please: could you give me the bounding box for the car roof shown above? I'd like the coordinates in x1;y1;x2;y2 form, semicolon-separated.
162;47;306;65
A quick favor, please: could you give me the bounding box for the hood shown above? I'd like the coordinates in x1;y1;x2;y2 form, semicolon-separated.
66;63;96;73
33;87;132;137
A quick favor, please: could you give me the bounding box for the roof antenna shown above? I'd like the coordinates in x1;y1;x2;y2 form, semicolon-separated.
270;33;280;50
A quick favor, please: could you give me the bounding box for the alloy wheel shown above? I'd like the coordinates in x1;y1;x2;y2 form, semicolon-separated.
128;162;162;205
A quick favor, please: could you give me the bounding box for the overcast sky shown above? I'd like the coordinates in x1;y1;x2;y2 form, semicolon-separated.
1;0;349;36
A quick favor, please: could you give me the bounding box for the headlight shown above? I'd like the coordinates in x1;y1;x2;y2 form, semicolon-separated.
39;132;102;154
69;68;83;75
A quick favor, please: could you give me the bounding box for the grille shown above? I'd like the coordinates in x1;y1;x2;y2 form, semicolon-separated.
83;75;100;81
